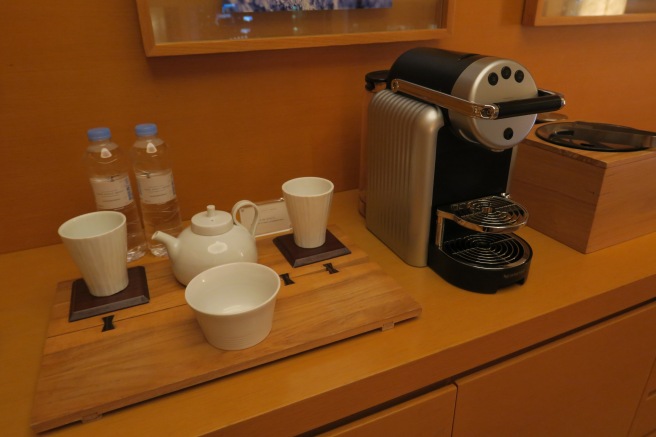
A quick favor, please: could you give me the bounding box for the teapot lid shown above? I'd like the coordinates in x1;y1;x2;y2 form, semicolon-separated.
191;205;233;236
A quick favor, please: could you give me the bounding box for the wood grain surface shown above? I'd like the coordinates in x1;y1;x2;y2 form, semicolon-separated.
30;227;421;433
511;136;656;253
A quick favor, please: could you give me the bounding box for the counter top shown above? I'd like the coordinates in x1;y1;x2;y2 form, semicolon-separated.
3;189;656;436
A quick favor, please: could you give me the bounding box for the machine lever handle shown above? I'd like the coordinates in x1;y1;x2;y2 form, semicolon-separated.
390;79;565;120
495;90;565;119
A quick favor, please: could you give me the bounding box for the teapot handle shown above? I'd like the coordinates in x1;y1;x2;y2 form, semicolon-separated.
231;200;260;237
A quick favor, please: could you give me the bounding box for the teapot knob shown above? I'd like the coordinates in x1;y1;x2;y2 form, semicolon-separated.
191;205;232;236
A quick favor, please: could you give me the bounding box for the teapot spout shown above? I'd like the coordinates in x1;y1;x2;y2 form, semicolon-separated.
151;231;179;259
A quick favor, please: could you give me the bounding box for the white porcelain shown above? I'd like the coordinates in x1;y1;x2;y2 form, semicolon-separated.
58;211;128;297
185;262;280;350
282;177;334;248
152;201;260;285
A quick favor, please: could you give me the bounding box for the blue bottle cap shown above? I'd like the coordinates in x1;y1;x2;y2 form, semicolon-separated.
87;127;111;141
135;123;158;137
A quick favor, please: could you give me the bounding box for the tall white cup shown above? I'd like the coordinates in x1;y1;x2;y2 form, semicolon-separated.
282;177;334;249
58;211;129;297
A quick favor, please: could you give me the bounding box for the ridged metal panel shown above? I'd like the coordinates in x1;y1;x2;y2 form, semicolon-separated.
365;90;444;267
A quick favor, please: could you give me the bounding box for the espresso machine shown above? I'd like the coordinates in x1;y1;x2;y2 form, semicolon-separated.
365;48;565;293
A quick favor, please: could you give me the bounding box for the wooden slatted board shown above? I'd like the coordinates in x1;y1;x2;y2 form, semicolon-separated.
31;227;422;433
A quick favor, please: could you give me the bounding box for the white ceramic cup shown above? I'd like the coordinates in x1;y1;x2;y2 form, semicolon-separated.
58;211;129;297
282;177;334;249
185;262;281;350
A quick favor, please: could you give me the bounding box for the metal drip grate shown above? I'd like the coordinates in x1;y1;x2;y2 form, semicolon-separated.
442;233;530;268
441;196;528;233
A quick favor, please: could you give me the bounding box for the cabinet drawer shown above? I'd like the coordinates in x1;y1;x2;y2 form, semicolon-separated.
321;385;457;437
630;357;656;437
453;302;656;437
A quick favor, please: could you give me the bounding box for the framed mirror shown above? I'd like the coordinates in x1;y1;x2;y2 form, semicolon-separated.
523;0;656;26
136;0;453;56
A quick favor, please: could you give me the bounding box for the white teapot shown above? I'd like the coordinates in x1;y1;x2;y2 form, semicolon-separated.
152;201;259;285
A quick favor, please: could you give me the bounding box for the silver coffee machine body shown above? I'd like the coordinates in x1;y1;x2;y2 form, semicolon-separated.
365;48;565;293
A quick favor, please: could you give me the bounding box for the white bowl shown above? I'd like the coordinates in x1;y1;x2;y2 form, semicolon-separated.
185;262;280;350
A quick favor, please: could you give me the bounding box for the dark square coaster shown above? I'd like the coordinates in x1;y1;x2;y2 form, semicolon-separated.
273;230;351;268
69;266;150;322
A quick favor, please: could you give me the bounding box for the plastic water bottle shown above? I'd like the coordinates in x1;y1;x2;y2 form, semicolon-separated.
85;127;147;262
131;123;183;257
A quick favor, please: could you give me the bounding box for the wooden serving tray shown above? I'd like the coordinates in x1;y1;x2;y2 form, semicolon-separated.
31;227;422;433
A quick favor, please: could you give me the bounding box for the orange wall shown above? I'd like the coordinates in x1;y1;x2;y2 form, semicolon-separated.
1;0;655;253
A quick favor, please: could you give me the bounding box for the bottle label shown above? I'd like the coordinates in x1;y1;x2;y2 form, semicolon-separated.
90;174;134;210
136;171;177;204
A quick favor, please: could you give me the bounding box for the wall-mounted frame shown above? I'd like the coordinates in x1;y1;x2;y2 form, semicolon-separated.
523;0;656;26
136;0;453;57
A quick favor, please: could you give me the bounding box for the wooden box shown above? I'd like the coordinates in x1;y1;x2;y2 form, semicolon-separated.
510;133;656;253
